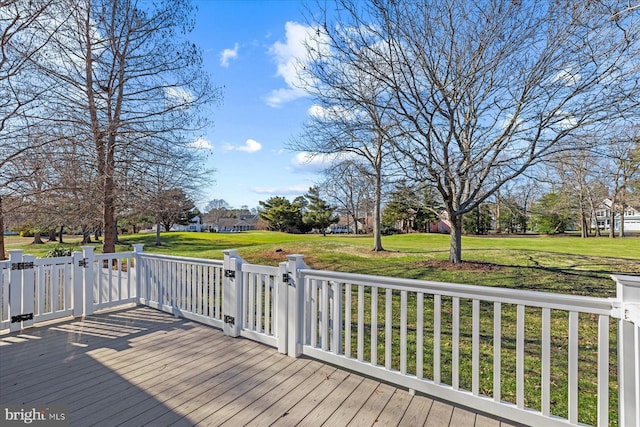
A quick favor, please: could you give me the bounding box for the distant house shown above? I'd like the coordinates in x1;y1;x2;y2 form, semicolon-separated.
429;210;451;234
212;217;257;232
151;215;203;232
327;217;367;234
593;199;640;233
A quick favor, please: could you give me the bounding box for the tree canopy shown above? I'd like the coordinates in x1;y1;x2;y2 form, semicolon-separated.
305;0;640;262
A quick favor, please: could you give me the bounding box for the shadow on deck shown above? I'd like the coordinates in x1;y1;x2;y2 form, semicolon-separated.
0;306;519;426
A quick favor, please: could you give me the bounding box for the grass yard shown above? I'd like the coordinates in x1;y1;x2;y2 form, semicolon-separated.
4;230;639;425
7;230;638;297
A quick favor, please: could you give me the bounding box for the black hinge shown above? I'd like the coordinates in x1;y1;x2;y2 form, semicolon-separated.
11;313;34;323
282;273;290;284
78;258;89;268
11;262;34;270
224;315;235;326
224;269;235;278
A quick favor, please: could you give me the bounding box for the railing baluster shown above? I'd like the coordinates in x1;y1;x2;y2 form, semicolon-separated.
215;266;221;319
333;281;342;355
49;265;59;313
472;299;480;395
568;311;578;424
38;264;45;315
345;283;351;358
108;258;113;303
416;292;424;379
494;302;501;402
453;296;460;390
322;280;329;351
264;274;271;335
542;307;550;416
311;279;318;348
401;290;407;375
357;284;364;361
249;272;255;330
516;305;525;409
597;314;609;427
256;274;263;332
64;261;72;311
385;288;392;370
371;286;378;366
198;264;204;315
434;294;441;384
117;258;122;302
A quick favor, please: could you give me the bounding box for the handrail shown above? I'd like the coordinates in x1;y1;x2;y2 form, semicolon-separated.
139;252;224;266
299;268;616;314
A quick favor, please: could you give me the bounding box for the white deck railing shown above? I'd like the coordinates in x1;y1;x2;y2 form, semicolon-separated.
1;246;638;427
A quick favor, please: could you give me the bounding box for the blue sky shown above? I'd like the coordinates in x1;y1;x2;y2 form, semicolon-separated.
188;0;325;210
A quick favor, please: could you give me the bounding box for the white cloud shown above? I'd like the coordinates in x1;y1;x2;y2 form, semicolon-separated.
188;137;213;150
223;139;263;153
308;104;360;121
220;43;239;67
251;184;310;195
265;21;328;108
165;86;194;105
290;151;344;173
552;69;581;87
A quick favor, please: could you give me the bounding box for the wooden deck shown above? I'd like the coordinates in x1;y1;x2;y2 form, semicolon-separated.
0;306;519;427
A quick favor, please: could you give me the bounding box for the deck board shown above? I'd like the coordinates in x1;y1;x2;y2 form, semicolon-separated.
0;306;522;427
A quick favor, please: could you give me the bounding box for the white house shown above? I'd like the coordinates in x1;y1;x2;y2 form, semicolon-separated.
593;199;640;233
152;215;203;232
212;217;257;232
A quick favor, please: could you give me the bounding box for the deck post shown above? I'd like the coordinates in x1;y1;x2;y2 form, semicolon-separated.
277;261;289;354
612;274;640;427
82;246;95;316
8;250;24;332
72;251;84;316
287;254;306;358
22;254;35;328
132;244;145;303
223;249;243;337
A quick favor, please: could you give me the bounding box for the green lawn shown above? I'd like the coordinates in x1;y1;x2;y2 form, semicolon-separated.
7;231;637;297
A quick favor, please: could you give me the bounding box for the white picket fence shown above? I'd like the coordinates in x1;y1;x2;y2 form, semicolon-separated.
0;247;138;331
1;246;638;427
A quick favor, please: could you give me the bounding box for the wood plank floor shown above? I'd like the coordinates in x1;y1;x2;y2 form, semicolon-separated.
0;306;519;427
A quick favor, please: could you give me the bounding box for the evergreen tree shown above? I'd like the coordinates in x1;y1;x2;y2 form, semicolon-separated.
258;197;301;232
302;187;339;236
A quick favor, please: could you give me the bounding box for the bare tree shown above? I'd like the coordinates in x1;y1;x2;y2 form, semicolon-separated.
600;126;640;237
548;146;606;237
0;0;62;258
320;161;375;235
295;44;401;250
133;141;210;246
32;0;219;253
308;0;640;262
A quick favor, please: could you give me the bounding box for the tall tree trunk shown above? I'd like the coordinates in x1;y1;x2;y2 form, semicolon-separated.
372;171;384;251
449;211;463;263
58;226;64;243
32;232;44;244
579;208;588;238
102;142;116;253
0;196;5;260
48;229;56;241
155;220;161;246
609;207;616;238
619;208;625;238
82;226;91;244
495;198;501;234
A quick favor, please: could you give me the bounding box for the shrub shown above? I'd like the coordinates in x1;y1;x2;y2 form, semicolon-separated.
46;246;72;258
